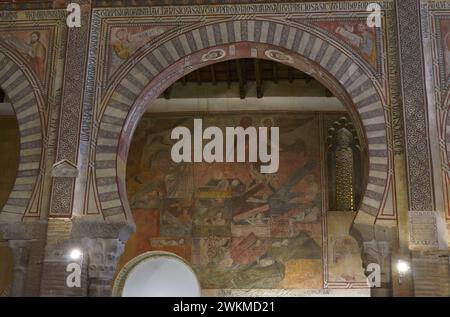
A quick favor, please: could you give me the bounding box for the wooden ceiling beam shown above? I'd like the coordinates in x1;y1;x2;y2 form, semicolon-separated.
272;61;278;84
210;64;217;86
226;61;232;88
288;67;294;83
236;60;246;99
196;69;202;85
254;59;263;98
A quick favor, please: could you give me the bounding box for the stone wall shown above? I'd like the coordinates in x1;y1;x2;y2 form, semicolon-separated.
0;0;448;297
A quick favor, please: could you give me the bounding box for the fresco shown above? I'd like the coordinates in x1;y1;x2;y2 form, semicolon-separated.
0;30;49;82
108;25;174;78
314;21;377;68
119;112;367;290
326;211;367;283
440;20;450;79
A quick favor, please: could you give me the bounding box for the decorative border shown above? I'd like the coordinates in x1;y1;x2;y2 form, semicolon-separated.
397;0;434;211
49;2;92;217
426;4;450;219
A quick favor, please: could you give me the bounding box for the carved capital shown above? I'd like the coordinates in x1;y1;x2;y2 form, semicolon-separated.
71;218;135;243
0;221;47;241
362;240;392;286
7;240;32;297
84;238;124;297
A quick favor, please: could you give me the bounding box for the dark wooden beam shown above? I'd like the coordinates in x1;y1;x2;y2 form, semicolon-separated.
272;62;278;84
210;64;217;86
196;69;202;86
254;59;263;98
288;67;294;83
236;60;246;99
226;61;232;88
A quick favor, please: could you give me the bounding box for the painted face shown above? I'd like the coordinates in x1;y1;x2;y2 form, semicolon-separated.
116;29;127;41
30;33;39;43
357;23;366;33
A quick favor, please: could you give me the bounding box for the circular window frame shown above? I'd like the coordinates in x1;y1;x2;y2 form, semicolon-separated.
112;251;201;297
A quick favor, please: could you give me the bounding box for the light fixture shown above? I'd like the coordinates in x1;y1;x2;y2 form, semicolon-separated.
396;260;410;274
396;260;410;285
69;248;83;260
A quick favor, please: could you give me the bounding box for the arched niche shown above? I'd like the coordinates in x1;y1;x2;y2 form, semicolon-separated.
113;251;201;297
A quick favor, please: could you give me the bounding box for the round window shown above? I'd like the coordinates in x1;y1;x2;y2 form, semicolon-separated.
113;251;201;297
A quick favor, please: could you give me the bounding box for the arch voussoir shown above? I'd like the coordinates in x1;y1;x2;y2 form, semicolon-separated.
94;20;391;230
0;50;43;222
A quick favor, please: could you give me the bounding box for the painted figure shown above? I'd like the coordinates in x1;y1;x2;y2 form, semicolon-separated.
445;32;450;77
335;22;375;64
28;32;46;79
356;23;374;55
124;114;328;289
109;26;167;77
112;29;131;60
2;31;47;81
